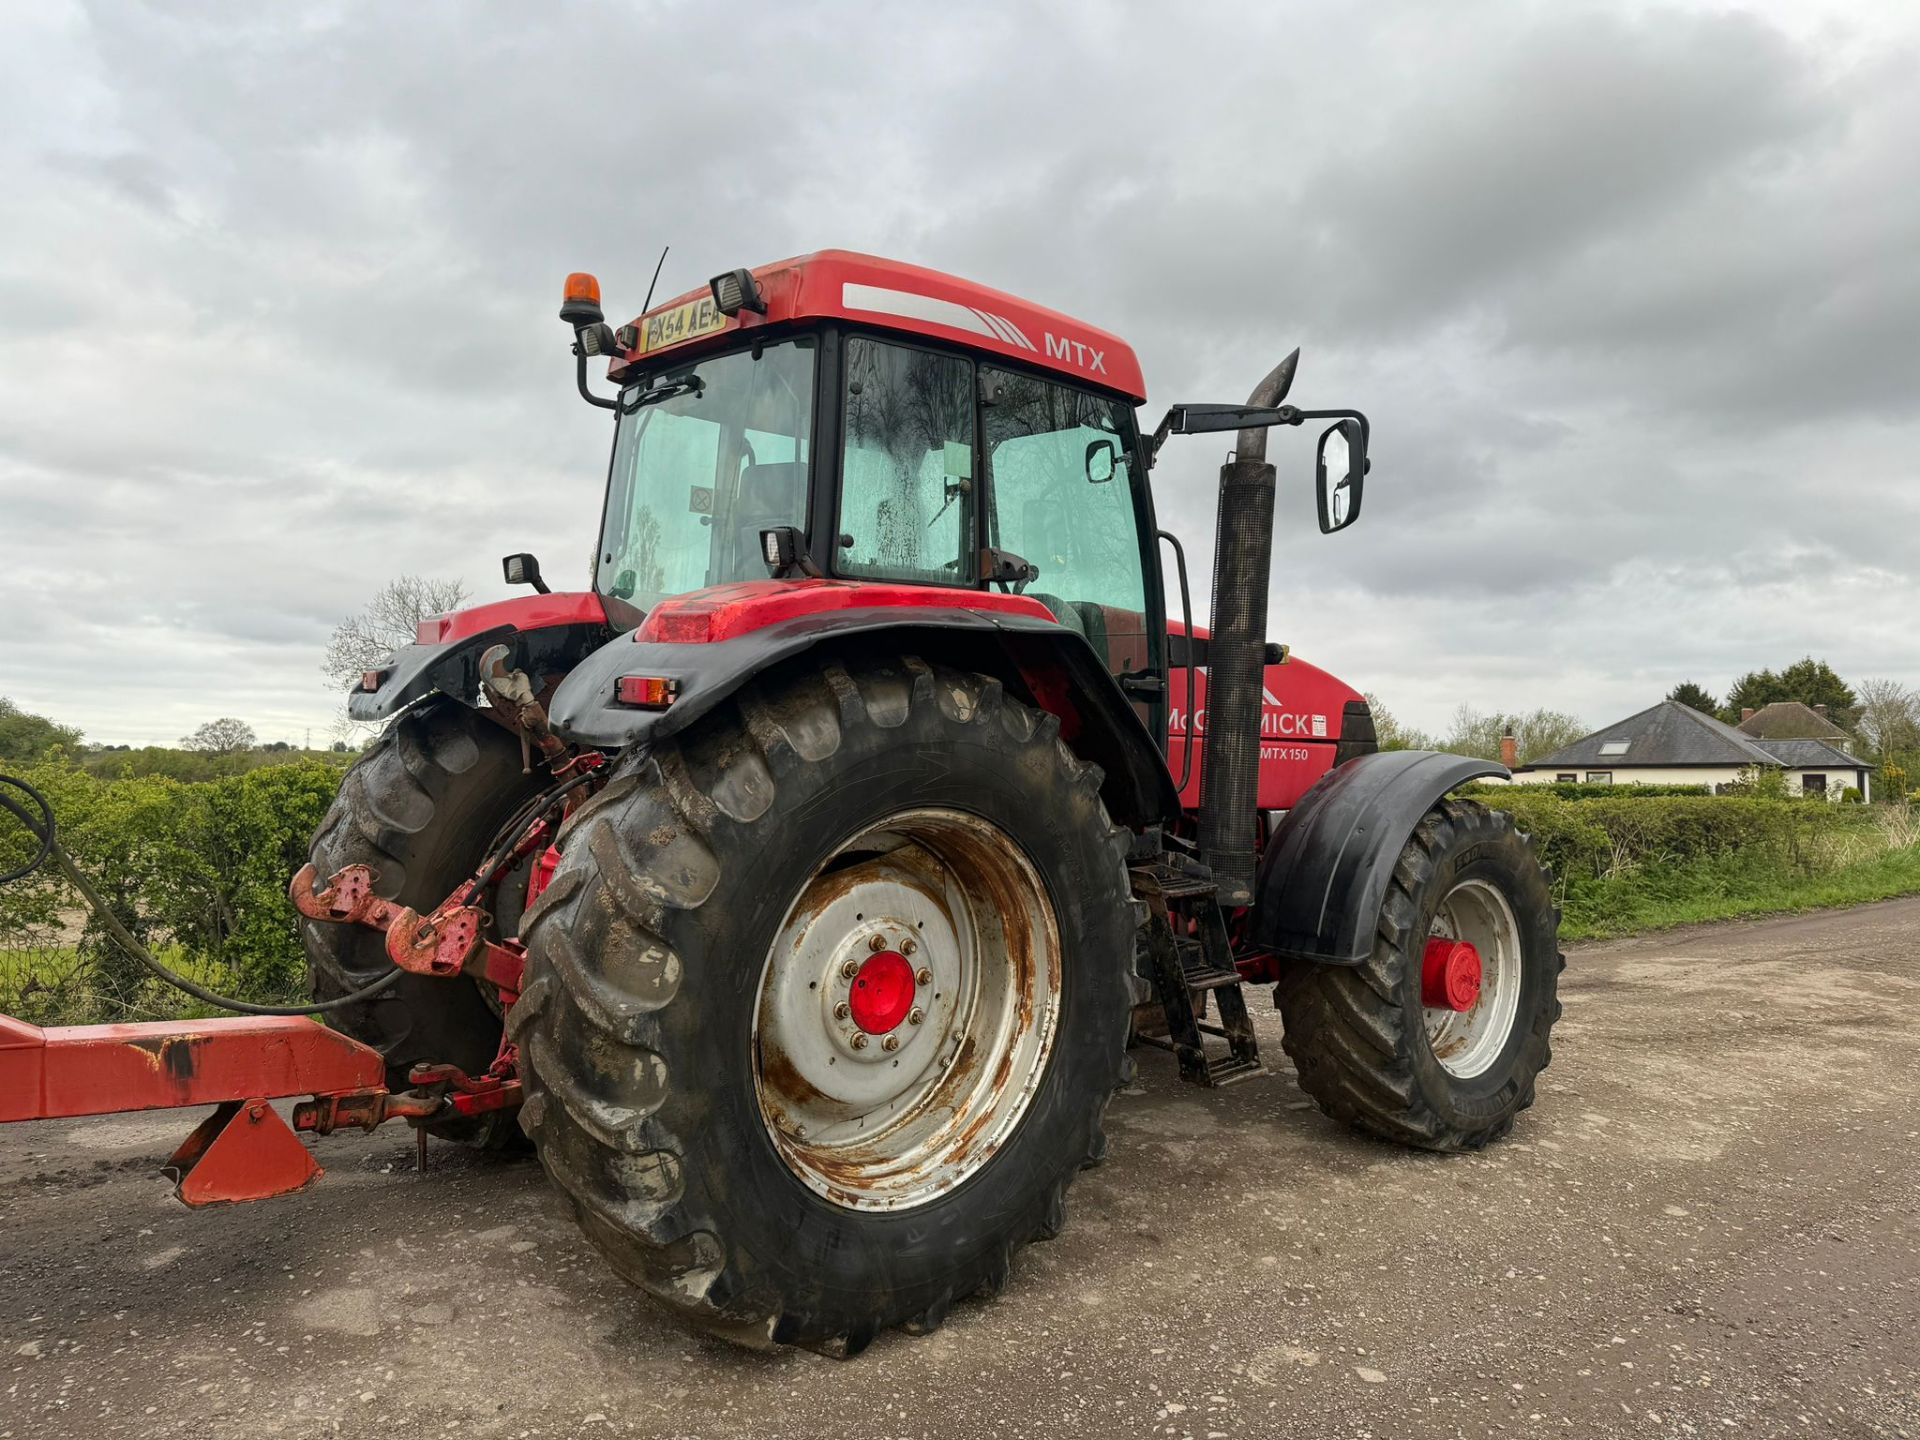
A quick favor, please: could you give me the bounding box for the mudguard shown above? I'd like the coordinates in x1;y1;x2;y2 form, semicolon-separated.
546;604;1185;829
348;592;613;723
1252;749;1507;965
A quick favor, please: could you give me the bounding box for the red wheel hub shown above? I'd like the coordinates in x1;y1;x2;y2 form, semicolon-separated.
848;949;915;1034
1421;938;1482;1013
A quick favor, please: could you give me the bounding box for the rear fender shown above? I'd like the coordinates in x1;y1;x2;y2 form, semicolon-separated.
348;592;613;722
547;608;1183;829
1252;750;1507;965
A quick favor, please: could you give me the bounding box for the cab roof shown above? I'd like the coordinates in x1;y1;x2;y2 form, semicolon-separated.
613;249;1146;402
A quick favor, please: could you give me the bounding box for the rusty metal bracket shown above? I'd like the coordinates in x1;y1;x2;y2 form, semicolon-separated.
289;862;527;987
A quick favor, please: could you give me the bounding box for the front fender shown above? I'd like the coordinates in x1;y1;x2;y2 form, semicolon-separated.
547;606;1184;829
1252;750;1507;965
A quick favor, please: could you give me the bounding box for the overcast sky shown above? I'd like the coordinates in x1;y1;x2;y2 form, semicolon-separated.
2;0;1916;747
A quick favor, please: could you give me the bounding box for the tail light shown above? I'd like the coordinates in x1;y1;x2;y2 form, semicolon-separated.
615;675;680;709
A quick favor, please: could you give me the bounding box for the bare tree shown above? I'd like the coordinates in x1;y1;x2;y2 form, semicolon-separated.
181;717;258;753
1511;707;1589;764
322;575;470;692
1854;677;1920;758
1443;704;1586;764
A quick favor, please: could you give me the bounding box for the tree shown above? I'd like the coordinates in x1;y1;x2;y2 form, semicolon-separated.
1722;657;1858;728
1854;678;1920;759
1363;692;1436;752
1666;681;1719;716
1443;706;1507;763
1511;708;1588;764
322;574;470;693
1442;705;1586;764
0;697;82;764
181;718;258;753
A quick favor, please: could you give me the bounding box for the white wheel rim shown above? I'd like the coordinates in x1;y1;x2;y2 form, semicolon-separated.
752;808;1061;1212
1424;878;1523;1079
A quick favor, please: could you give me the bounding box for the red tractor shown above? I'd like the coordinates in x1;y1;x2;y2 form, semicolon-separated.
6;251;1562;1355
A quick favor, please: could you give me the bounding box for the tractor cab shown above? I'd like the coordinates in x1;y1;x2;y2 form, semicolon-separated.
573;252;1166;703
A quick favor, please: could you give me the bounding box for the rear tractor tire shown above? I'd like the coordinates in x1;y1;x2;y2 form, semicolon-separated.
513;654;1137;1354
303;699;548;1144
1275;797;1563;1150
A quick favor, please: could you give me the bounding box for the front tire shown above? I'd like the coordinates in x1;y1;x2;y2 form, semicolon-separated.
513;654;1136;1353
1275;797;1562;1150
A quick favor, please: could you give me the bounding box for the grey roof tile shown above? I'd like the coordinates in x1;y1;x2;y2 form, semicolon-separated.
1522;700;1781;770
1749;738;1873;769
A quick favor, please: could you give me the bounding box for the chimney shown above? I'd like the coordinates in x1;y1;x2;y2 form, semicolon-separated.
1813;704;1829;717
1741;708;1755;722
1499;731;1518;769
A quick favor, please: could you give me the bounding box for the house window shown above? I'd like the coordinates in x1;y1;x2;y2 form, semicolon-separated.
1585;771;1613;784
1555;773;1577;784
1802;773;1827;795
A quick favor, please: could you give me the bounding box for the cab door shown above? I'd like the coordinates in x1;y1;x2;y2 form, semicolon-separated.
978;365;1165;733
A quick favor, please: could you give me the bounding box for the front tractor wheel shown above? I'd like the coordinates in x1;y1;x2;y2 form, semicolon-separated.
513;655;1135;1353
1275;797;1563;1150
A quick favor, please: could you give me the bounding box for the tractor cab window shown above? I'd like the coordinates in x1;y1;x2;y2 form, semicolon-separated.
597;339;814;611
981;367;1151;676
837;338;975;583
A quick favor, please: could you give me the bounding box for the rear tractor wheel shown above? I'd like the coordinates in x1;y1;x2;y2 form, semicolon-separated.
303;699;547;1144
513;654;1137;1353
1275;797;1562;1150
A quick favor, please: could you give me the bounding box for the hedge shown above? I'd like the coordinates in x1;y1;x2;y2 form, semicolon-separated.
0;760;340;1023
1467;790;1906;937
1460;780;1713;800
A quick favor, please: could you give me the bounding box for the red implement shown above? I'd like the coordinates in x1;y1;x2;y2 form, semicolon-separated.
0;1014;387;1205
0;1014;384;1121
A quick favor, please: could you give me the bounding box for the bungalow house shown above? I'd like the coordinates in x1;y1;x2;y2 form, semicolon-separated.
1508;700;1873;799
1736;700;1856;753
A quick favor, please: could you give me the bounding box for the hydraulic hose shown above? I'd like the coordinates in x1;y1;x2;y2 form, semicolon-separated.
0;776;55;884
0;773;405;1017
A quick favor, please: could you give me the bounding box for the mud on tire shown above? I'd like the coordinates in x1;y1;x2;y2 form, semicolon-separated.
304;699;548;1141
513;654;1136;1354
1274;797;1563;1151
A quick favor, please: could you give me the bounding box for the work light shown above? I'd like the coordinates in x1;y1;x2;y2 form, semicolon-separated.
710;268;766;317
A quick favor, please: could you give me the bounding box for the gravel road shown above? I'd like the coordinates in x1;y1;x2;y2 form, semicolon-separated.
4;898;1917;1439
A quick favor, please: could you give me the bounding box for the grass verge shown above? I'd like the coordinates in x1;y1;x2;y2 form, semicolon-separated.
1554;830;1920;940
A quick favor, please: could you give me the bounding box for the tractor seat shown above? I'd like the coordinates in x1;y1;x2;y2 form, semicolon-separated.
1028;594;1150;675
1029;593;1109;657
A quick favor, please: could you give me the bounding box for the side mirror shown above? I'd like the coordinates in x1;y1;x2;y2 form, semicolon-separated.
1315;419;1366;534
1084;437;1118;484
502;552;551;594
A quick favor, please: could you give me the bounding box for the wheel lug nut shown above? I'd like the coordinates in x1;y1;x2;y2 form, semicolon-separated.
850;1032;869;1050
908;1008;924;1026
841;959;860;978
915;967;933;986
833;1002;850;1020
867;934;887;952
901;938;917;956
882;1034;900;1052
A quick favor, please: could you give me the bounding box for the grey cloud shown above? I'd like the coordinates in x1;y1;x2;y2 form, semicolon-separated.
1;0;1915;747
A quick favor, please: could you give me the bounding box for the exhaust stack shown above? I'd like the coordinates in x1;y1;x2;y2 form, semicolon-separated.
1196;351;1298;904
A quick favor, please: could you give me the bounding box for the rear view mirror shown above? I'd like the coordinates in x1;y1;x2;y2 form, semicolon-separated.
1085;437;1118;484
502;552;551;594
1315;419;1366;534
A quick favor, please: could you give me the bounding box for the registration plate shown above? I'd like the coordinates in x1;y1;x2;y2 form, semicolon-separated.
638;295;730;354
